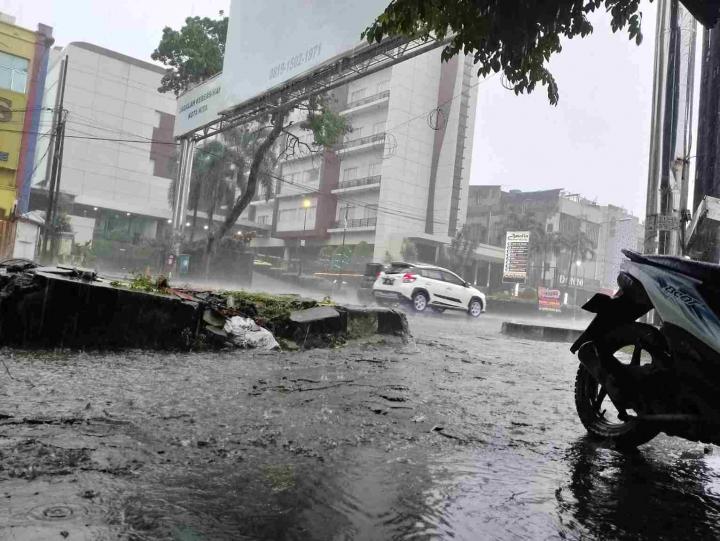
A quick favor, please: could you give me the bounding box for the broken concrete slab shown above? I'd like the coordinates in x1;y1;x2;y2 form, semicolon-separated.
286;305;408;344
0;271;202;350
289;306;340;324
501;321;582;343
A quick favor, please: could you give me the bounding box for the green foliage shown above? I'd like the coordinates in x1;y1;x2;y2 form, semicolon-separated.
351;241;374;266
152;15;228;95
363;0;652;104
303;106;350;147
222;290;327;330
440;225;478;274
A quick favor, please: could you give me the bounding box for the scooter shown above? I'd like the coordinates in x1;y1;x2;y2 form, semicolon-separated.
572;250;720;448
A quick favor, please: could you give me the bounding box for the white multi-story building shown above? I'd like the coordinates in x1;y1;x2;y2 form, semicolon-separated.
31;42;176;241
250;48;479;262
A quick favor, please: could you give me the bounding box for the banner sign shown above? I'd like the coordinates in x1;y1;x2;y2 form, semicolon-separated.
174;75;223;137
221;0;390;112
503;231;530;284
538;287;562;312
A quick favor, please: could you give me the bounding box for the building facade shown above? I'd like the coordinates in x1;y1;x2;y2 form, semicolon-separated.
466;186;643;293
30;42;176;244
0;13;53;257
248;48;479;263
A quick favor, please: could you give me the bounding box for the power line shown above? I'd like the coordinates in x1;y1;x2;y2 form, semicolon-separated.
0;127;178;145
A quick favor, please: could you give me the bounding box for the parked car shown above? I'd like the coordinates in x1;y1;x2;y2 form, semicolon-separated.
372;262;486;317
357;262;384;304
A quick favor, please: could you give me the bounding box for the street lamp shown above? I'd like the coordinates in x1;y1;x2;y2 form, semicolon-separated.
302;198;311;231
300;198;312;277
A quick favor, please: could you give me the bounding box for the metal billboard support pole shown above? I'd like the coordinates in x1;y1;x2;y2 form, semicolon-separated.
170;137;195;274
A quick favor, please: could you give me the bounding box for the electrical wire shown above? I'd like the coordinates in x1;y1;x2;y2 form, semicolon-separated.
0;127;178;144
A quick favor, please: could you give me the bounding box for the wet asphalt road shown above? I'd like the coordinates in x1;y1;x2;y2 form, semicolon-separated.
2;310;720;540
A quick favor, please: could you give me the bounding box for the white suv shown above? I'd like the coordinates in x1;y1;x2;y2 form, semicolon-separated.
372;263;486;317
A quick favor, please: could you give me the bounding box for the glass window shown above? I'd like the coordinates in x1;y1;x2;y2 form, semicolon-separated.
343;167;358;181
421;269;444;281
368;162;382;177
304;168;319;185
547;223;554;233
442;271;466;286
0;52;29;93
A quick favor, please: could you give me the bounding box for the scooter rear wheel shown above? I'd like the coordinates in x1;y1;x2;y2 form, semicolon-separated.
574;323;662;448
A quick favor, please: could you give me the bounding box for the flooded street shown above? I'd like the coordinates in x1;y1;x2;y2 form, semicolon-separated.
3;313;720;540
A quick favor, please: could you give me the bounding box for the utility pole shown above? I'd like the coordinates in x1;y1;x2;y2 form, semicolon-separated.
42;56;69;262
644;0;697;256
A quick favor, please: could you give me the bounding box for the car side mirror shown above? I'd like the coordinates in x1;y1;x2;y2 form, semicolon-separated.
464;281;470;288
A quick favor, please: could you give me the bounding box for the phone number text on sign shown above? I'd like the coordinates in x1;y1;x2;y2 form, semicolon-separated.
269;43;322;81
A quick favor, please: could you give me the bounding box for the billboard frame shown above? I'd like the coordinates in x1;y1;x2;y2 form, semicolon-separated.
189;35;448;142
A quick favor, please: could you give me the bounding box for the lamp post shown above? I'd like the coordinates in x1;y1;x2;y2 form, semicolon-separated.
300;198;311;276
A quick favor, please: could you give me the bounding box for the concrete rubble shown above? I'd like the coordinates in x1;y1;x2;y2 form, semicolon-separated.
0;259;408;351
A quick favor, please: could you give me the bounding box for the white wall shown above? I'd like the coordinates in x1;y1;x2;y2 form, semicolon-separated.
33;43;176;220
13;221;40;259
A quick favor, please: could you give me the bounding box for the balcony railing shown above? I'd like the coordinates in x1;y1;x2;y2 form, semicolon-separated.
337;175;381;190
338;132;385;151
331;217;377;229
344;90;390;111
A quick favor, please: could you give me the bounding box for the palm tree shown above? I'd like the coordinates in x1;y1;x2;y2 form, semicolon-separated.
537;231;566;286
561;230;596;288
167;126;278;242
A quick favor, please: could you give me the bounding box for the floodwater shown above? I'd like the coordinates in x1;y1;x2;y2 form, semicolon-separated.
2;313;720;540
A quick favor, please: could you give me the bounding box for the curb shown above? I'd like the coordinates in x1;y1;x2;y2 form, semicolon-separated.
501;321;582;343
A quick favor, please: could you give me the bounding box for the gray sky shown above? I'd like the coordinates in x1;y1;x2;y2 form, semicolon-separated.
5;0;657;217
472;3;658;218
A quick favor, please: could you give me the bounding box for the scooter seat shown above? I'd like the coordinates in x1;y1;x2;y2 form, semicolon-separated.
623;250;720;284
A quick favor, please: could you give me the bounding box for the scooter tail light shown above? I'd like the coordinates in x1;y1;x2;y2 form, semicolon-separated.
402;272;417;283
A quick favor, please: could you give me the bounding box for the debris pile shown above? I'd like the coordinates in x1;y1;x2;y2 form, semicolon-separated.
0;260;408;352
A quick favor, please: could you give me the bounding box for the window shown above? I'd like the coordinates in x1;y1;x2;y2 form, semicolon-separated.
442;271;466;286
368;162;382;177
372;121;386;135
257;215;269;225
279;208;297;225
349;88;366;103
342;167;358;181
420;269;443;281
376;80;390;94
586;223;600;245
546;223;554;233
304;168;319;185
0;52;29;93
363;204;378;219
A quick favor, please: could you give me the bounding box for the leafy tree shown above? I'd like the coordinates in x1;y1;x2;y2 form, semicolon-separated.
202;103;348;271
440;224;479;276
152;14;228;95
351;241;374;267
363;0;713;104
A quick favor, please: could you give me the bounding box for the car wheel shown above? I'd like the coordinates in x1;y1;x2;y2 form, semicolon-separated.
412;291;429;312
468;299;483;318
